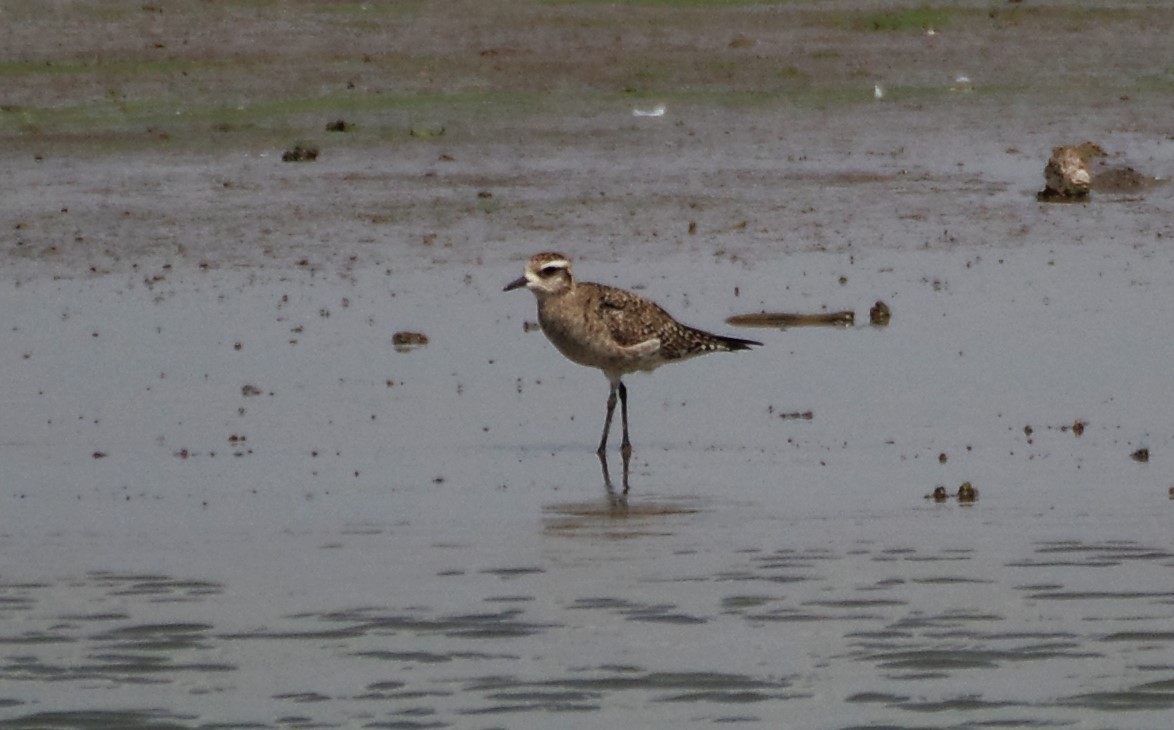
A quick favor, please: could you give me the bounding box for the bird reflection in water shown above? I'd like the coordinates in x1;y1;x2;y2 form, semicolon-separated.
598;448;632;497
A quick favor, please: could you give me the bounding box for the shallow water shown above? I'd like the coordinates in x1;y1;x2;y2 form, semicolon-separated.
2;235;1173;729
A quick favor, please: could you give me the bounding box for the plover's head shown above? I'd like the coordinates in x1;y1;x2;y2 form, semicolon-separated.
504;252;574;297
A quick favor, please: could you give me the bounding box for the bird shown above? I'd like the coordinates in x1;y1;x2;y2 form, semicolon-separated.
504;252;761;457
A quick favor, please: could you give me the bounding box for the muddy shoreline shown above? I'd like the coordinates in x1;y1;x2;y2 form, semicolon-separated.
3;1;1172;279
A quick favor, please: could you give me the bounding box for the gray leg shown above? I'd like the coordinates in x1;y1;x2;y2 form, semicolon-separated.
619;381;632;458
597;381;618;456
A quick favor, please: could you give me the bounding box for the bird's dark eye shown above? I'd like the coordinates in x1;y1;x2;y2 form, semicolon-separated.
540;265;562;277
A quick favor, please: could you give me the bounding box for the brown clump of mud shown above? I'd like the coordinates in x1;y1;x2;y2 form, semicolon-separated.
1093;165;1159;194
728;311;855;329
281;144;319;162
393;331;429;352
729;303;892;330
1083;140;1164;194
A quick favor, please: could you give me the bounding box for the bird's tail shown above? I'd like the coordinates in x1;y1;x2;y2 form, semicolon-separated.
665;325;763;358
715;334;762;351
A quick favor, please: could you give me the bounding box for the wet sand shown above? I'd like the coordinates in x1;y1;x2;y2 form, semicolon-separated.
3;2;1174;728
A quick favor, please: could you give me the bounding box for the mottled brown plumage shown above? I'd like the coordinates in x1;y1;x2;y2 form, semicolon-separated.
505;252;760;456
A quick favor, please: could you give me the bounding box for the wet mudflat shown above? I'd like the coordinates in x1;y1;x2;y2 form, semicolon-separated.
4;1;1174;728
3;244;1174;729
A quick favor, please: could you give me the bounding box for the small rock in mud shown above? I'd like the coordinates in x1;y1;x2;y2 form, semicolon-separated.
522;321;541;333
282;143;319;162
869;300;891;326
957;481;978;503
241;384;263;397
393;331;429;351
1131;448;1149;463
926;485;949;502
1038;145;1091;201
325;119;350;132
1071;419;1085;437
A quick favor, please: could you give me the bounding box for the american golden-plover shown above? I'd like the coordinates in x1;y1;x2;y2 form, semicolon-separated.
505;252;761;456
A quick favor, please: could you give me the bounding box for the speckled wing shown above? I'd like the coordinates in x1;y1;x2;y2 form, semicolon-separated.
591;280;765;361
590;284;667;353
592;283;747;362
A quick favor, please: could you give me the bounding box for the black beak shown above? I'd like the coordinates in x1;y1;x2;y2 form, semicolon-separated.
503;276;527;292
